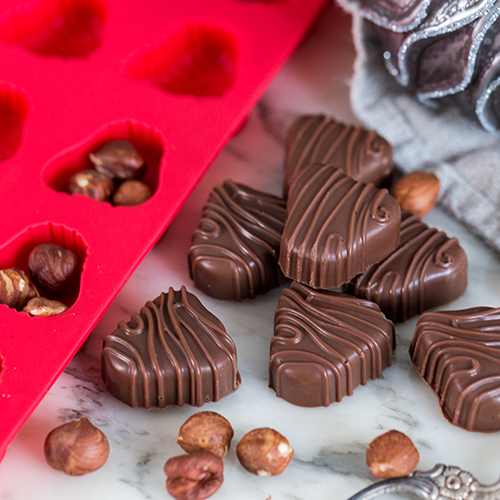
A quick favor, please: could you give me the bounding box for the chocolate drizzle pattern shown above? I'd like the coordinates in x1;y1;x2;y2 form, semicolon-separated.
101;287;241;409
345;210;468;322
189;180;288;301
269;282;395;407
280;164;401;289
409;307;500;432
284;115;393;194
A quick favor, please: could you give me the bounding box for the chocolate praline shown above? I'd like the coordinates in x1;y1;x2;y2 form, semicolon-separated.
270;282;395;407
101;286;241;408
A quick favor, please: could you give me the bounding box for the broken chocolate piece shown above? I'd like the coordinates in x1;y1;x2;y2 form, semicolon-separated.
410;307;500;432
188;180;288;301
345;210;468;323
280;164;401;289
101;286;241;409
269;282;395;407
284;115;393;194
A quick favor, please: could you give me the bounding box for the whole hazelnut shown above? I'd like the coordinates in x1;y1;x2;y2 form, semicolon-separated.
0;268;38;310
176;411;234;458
23;297;68;316
68;170;114;201
112;180;152;206
28;243;79;296
164;451;224;500
366;429;419;478
236;427;293;477
89;140;144;180
44;416;110;476
392;172;440;217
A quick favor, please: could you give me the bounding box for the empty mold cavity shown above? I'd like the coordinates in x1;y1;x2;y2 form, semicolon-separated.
0;223;87;309
127;24;238;98
0;0;106;59
0;84;29;162
43;120;165;203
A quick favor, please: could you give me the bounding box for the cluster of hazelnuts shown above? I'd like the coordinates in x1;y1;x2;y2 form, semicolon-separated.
68;139;152;206
44;411;294;500
0;243;79;316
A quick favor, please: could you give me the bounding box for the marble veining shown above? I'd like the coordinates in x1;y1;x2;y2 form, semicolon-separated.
2;3;500;500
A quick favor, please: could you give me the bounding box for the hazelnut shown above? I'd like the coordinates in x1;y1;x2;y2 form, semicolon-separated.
28;243;79;296
236;427;293;476
164;451;224;500
68;170;114;201
23;297;68;316
112;180;152;206
0;268;38;310
176;411;234;458
89;140;144;180
392;172;440;217
366;430;419;478
44;416;110;476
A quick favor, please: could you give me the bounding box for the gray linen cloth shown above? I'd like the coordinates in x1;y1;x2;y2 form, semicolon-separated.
339;0;500;253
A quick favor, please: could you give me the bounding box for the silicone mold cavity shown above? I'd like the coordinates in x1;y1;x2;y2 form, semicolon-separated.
0;0;106;59
42;121;166;201
0;84;29;162
0;222;87;309
127;24;238;98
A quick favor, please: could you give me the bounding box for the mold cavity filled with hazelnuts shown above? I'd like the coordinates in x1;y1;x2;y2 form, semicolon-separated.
42;121;165;207
0;223;87;315
126;24;238;98
0;0;106;59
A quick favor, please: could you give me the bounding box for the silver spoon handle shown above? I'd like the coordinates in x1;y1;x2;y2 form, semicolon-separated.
346;464;500;500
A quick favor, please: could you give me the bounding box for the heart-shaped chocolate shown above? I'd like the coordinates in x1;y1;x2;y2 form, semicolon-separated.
189;180;288;301
280;164;401;289
101;286;241;409
345;210;468;323
270;282;395;407
284;115;393;195
410;307;500;432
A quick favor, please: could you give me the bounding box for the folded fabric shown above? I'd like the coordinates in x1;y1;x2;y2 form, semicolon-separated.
338;0;500;253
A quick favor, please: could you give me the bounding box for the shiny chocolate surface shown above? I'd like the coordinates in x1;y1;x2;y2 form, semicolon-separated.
345;210;468;323
189;180;288;301
101;286;241;409
270;282;395;407
410;307;500;432
280;164;401;289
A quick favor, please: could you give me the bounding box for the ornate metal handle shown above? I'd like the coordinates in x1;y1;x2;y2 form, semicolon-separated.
347;464;500;500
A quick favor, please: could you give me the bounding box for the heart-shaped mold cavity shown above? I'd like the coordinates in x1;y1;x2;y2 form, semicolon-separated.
0;0;106;59
126;24;238;98
43;120;166;204
0;223;87;310
0;84;29;162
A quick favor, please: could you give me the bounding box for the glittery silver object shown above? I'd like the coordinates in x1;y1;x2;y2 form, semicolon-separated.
392;0;496;87
359;0;434;32
418;3;500;100
347;464;500;500
364;0;500;130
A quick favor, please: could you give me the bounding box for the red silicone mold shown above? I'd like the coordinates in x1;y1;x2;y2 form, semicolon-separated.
0;0;327;461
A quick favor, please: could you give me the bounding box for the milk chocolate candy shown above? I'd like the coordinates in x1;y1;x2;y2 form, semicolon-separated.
284;115;393;194
270;282;395;407
280;164;401;289
101;287;241;408
345;210;468;323
410;307;500;432
188;180;288;301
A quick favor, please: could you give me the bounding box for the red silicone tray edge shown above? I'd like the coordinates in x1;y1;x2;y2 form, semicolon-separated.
0;0;327;462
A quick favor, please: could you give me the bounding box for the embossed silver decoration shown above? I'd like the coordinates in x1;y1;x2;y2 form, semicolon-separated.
347;464;500;500
362;0;500;130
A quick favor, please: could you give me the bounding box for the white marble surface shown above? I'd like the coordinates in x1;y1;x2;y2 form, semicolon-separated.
2;3;500;499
